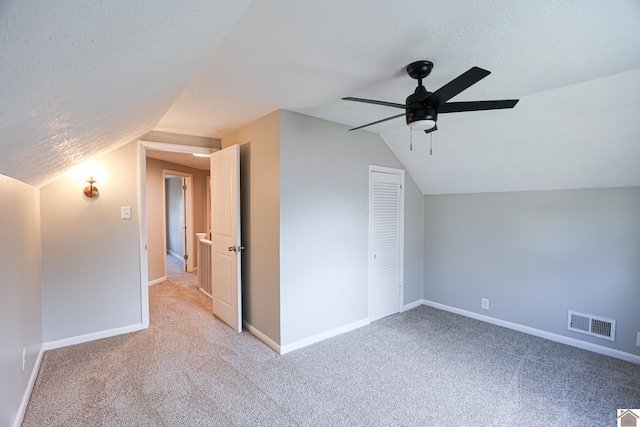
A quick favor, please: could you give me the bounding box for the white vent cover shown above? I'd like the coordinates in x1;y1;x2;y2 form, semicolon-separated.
567;310;616;341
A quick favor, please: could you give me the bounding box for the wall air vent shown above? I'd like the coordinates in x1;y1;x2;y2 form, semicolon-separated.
567;310;615;341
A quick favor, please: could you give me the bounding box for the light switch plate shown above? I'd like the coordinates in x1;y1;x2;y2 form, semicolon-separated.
121;206;131;220
637;332;640;347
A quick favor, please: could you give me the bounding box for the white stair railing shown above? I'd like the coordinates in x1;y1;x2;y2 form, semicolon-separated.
195;233;212;298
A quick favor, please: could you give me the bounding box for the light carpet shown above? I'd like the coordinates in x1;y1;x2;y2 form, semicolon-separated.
23;261;640;426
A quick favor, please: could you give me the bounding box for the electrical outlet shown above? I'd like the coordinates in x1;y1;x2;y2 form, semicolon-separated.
22;348;26;370
482;298;489;310
637;332;640;347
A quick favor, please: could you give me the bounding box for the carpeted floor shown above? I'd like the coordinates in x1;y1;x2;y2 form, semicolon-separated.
23;257;640;426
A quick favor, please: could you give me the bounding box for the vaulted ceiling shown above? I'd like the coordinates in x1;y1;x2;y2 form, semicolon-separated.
2;0;639;193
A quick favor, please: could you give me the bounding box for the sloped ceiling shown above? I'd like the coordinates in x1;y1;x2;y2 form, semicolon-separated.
0;0;251;186
2;0;640;193
157;0;640;194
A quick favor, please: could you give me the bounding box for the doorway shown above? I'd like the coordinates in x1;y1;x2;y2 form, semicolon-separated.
163;171;193;273
138;140;214;328
368;165;405;322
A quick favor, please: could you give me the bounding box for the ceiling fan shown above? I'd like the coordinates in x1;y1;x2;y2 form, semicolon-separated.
343;60;519;134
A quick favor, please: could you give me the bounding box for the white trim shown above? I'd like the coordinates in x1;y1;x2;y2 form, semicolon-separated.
43;323;144;351
280;318;370;355
243;321;280;354
402;299;424;312
368;165;405;322
12;345;45;427
421;300;640;365
139;140;216;155
148;277;166;286
138;143;149;328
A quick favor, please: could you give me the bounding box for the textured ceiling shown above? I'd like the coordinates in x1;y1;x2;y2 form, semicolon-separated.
157;0;640;194
0;0;251;186
2;0;639;193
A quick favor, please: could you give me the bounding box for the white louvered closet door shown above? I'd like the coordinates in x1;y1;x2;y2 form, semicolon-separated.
370;169;403;321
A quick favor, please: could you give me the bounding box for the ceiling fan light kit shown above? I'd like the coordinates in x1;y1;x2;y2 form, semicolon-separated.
409;119;436;131
343;60;519;135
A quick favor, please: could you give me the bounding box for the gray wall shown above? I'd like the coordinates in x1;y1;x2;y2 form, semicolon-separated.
424;187;640;355
41;141;142;342
0;174;43;426
165;176;184;259
279;110;424;346
221;110;282;344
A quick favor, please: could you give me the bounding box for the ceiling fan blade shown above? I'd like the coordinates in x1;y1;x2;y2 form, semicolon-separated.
342;97;406;109
438;99;519;113
424;124;438;135
424;66;491;107
348;112;407;131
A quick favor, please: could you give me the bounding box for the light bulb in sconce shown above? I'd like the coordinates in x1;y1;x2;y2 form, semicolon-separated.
73;160;104;198
84;176;99;198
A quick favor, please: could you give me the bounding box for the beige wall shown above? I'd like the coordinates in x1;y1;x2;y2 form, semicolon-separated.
41;141;142;342
222;110;281;344
145;157;209;282
0;174;43;426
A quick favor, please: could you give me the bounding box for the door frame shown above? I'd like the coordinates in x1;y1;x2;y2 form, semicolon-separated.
138;140;215;328
162;170;194;272
368;165;405;321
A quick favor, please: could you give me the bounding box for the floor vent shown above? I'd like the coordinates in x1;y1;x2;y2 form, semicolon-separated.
567;310;615;341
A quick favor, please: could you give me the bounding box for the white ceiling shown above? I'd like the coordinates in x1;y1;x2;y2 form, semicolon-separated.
2;0;639;193
157;0;640;194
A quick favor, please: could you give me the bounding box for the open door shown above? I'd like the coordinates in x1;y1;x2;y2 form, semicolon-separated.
210;144;242;332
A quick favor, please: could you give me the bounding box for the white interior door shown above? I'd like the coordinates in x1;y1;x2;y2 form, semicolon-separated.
369;167;404;321
210;144;242;332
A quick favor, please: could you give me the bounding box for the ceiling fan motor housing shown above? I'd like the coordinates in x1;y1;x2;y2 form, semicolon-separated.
406;86;437;126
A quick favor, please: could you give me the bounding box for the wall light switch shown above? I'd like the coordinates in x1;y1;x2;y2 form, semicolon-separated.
121;207;132;220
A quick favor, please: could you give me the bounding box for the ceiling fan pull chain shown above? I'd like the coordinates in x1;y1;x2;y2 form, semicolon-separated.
410;128;413;151
430;133;433;156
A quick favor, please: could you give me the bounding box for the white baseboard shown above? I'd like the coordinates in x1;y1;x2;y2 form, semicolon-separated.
167;250;183;262
421;300;640;365
402;299;424;312
148;276;166;286
243;321;280;354
43;323;145;351
280;318;371;355
13;345;45;427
